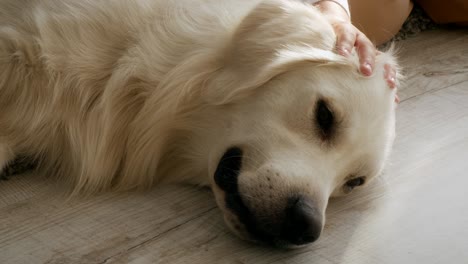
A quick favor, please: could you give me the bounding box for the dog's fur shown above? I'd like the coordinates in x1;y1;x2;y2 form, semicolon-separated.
0;0;398;246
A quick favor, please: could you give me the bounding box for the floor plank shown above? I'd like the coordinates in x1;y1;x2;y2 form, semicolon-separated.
396;29;468;101
1;29;467;264
0;179;217;264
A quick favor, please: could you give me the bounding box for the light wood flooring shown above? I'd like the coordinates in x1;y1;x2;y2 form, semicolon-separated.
1;29;467;264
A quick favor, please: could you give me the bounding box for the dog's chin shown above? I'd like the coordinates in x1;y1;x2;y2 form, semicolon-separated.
222;211;256;242
222;211;313;249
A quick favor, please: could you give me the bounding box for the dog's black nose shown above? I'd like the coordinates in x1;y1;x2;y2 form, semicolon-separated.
214;147;243;193
281;196;323;245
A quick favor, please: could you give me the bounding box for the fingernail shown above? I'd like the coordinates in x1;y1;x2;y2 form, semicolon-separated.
362;62;372;76
387;76;396;89
339;47;350;56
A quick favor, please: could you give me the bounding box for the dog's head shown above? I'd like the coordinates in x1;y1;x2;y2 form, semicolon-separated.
205;0;399;247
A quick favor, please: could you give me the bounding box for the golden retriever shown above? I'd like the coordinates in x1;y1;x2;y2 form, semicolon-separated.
0;0;399;247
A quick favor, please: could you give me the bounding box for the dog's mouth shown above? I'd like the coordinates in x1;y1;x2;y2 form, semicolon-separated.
214;147;323;247
214;147;265;240
214;147;243;194
214;147;276;244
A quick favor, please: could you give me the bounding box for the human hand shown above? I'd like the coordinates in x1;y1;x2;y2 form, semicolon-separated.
330;18;376;76
313;1;398;93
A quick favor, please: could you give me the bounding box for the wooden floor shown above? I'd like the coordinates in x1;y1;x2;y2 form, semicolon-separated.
1;29;467;264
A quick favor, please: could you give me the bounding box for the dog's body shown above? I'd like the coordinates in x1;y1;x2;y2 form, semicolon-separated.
0;0;245;190
0;0;398;246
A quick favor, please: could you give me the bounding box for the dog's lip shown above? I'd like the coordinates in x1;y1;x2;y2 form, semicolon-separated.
214;147;276;242
214;147;243;193
213;147;273;243
224;191;275;244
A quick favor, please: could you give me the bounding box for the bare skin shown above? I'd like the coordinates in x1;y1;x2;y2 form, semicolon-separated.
313;0;410;92
350;0;414;46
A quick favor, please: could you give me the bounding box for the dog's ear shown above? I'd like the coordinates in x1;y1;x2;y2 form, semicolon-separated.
204;0;343;104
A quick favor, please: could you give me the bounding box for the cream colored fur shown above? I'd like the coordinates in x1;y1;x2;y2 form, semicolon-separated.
0;0;399;243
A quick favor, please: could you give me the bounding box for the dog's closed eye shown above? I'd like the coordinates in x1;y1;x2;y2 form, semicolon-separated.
343;176;366;193
315;99;334;138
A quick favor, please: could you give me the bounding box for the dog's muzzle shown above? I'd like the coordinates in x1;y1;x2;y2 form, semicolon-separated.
214;147;322;246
